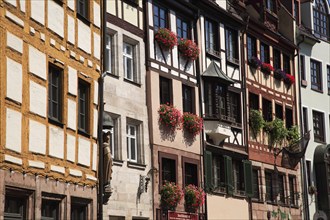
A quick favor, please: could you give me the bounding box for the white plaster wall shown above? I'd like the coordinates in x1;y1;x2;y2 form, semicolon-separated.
47;0;64;38
68;66;77;95
67;15;75;44
6;11;24;27
66;134;76;162
67;99;77;130
19;0;25;12
93;108;98;138
30;0;45;25
29;119;46;155
49;126;64;159
6;57;22;103
123;2;138;26
7;31;23;53
67;0;74;11
92;143;97;171
107;0;116;15
5;0;16;7
93;32;100;60
94;81;98;105
93;2;100;28
78;20;91;54
30;81;47;117
78;137;91;166
5;108;22;153
29;46;46;80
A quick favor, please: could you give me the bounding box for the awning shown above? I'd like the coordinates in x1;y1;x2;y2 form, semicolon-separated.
202;61;235;85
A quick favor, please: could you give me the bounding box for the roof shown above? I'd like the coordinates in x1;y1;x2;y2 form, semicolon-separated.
202;61;235;84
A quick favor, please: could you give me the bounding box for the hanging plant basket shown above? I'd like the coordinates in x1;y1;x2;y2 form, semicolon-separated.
284;74;295;86
260;62;274;75
274;69;285;81
184;185;205;213
154;28;178;50
160;182;183;211
158;104;182;131
178;38;200;61
182;112;203;137
248;57;262;69
249;110;264;138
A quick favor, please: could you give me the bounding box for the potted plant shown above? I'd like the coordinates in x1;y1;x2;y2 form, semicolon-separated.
264;118;287;148
158;104;182;131
178;38;200;61
154;28;178;50
248;56;262;69
160;182;183;211
249;110;264;138
284;74;295;86
260;62;274;74
184;185;205;213
274;69;286;81
182;112;203;137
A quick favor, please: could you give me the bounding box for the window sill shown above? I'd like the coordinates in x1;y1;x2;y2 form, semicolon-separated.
78;129;91;138
314;139;326;144
251;198;264;203
226;57;240;66
124;78;141;87
311;88;323;94
77;13;90;26
206;50;221;59
301;80;307;87
113;159;124;166
48;118;64;128
127;161;146;170
107;72;119;79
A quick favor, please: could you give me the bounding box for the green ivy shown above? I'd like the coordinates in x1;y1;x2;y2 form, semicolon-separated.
249;110;264;138
264;118;287;148
287;125;300;145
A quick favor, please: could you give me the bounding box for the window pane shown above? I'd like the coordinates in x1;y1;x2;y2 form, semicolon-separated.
130;138;136;160
162;158;176;183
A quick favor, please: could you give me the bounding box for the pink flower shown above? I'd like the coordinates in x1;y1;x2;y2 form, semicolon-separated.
182;112;203;137
155;28;177;50
178;39;200;61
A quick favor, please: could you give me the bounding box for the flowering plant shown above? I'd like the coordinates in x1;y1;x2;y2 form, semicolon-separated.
158;104;182;130
284;74;295;85
160;182;183;211
260;62;274;74
178;38;200;61
274;69;286;80
248;56;262;69
182;112;203;137
155;28;178;50
184;185;205;213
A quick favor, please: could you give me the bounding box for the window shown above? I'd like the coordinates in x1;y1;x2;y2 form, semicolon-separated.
105;35;114;74
260;43;270;63
278;173;286;204
247;35;257;60
233;160;245;195
184;162;198;186
313;0;328;38
252;169;260;200
42;200;59;220
127;124;137;162
48;64;63;123
249;93;259;110
306;160;312;187
78;80;90;133
5;196;27;219
105;114;120;160
294;1;299;22
311;59;322;91
283;54;291;74
204;82;226;117
313;110;325;142
285;107;293;128
205;19;217;52
71;198;89;220
182;84;194;113
76;0;88;20
123;43;136;82
161;156;177;184
289;176;297;206
177;17;189;39
273;49;281;70
300;55;306;81
212;155;226;191
266;0;275;12
302;107;309;134
275;103;283;120
153;4;167;30
265;171;274;202
226;28;239;63
228;92;241;123
159;76;172;105
262;98;272;122
327;65;330;94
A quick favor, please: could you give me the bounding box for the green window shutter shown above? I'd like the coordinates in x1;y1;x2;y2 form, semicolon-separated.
243;160;253;197
205;151;213;191
224;156;233;195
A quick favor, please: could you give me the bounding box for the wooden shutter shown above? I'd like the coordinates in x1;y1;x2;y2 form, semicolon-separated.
224;156;233;195
243;160;253;197
204;151;213;191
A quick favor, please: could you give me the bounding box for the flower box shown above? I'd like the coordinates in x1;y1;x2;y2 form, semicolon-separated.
184;185;205;213
182;112;203;137
158;104;182;131
260;62;274;74
273;69;285;80
160;182;183;211
178;38;200;61
155;28;177;50
248;57;262;69
284;74;295;85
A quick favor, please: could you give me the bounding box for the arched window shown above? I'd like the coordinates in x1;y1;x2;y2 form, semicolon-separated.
313;0;329;38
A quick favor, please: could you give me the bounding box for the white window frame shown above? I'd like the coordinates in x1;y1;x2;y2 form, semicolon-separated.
127;124;137;162
105;35;112;73
123;43;134;81
109;127;115;159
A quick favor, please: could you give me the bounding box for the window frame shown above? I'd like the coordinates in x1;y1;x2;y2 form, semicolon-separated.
159;76;172;105
288;175;297;206
310;59;323;92
252;168;260;200
71;197;90;220
105;34;114;74
225;27;239;64
212;154;226;192
4;187;33;220
300;55;306;82
48;63;63;124
278;173;286;204
76;0;89;21
265;170;274;203
327;65;330;95
182;157;199;187
205;19;218;53
275;103;283;120
312;110;325;143
41;199;60;220
249;92;259;110
127;124;138;163
159;152;178;186
78;79;90;134
273;49;281;70
283;54;291;74
123;42;135;82
176;16;190;40
262;98;272;122
285;107;293;129
247;35;257;60
153;4;167;31
313;0;329;39
182;84;195;113
302;107;309;134
260;42;270;63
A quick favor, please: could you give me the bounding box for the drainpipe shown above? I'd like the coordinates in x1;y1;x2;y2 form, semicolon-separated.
97;0;107;219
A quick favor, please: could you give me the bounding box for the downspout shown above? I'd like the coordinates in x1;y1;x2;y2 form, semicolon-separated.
97;0;107;219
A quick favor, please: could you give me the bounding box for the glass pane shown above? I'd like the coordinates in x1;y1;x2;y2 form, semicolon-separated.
126;58;132;79
125;45;132;55
130;126;135;136
130;138;136;160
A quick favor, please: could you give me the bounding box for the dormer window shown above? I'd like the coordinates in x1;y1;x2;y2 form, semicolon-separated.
313;0;329;38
